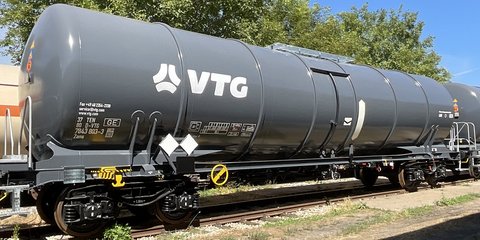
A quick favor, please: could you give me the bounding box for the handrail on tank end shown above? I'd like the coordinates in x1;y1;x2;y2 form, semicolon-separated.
3;108;15;156
18;96;33;169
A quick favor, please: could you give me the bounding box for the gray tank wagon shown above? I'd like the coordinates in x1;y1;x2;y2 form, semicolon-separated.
444;83;480;140
19;5;454;159
1;4;480;237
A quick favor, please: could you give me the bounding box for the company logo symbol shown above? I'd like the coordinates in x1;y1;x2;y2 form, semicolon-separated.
153;63;248;98
153;64;182;94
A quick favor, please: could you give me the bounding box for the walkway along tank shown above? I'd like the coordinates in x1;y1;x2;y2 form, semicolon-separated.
0;4;479;237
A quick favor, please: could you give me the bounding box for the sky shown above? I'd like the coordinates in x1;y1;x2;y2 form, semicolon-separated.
312;0;479;86
0;1;478;86
0;28;9;65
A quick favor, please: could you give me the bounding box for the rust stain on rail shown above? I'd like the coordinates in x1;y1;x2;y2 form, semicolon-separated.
0;105;20;117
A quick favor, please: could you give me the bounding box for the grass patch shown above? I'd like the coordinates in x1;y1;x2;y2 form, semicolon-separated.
156;232;189;240
343;211;394;235
328;200;368;216
219;237;237;240
342;194;480;236
436;193;480;206
12;224;19;240
247;231;271;240
264;199;366;228
199;182;255;197
342;205;434;235
198;180;326;197
402;205;435;217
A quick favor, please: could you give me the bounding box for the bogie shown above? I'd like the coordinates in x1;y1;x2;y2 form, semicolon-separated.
358;167;379;188
398;167;422;192
35;185;62;224
53;186;110;237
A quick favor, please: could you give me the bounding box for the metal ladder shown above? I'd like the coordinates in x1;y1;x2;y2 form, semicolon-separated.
2;96;32;165
448;122;480;177
0;96;32;217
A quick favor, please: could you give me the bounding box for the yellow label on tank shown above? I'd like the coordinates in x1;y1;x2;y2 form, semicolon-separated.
91;167;131;188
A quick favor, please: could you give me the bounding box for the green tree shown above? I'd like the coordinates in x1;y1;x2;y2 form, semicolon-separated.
153;0;265;39
0;1;450;81
0;0;265;64
0;0;104;64
297;4;450;82
248;0;327;46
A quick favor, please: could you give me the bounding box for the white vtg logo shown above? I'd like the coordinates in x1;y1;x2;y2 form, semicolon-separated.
153;64;248;98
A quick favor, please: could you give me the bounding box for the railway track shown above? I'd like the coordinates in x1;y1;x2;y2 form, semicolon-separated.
0;176;472;239
131;176;473;239
130;189;402;238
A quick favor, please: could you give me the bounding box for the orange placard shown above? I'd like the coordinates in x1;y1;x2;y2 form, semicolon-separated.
0;105;21;117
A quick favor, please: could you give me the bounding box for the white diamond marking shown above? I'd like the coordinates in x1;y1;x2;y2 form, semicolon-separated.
180;134;198;156
159;134;179;156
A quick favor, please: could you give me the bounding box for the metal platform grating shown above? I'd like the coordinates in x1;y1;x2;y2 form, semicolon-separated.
269;43;355;63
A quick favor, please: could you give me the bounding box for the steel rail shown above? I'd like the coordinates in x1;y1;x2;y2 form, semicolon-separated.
131;178;473;239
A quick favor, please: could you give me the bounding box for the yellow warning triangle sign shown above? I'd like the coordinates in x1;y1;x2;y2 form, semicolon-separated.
453;98;458;103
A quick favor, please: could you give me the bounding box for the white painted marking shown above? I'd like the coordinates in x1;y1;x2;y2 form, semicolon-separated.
159;134;179;156
351;100;366;141
180;134;198;156
343;117;353;126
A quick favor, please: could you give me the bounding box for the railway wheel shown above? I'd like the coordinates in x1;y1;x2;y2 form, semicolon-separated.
469;158;480;179
36;185;61;224
425;174;439;188
387;174;400;187
53;187;106;238
398;167;420;192
154;201;193;225
358;168;378;187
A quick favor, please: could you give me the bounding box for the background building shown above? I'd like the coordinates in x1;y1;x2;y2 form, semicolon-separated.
0;64;21;156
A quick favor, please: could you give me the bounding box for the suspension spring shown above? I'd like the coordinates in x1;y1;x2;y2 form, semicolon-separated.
162;195;176;212
64;204;79;223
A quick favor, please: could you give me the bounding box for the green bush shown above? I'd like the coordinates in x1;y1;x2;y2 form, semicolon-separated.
12;224;20;240
103;223;132;240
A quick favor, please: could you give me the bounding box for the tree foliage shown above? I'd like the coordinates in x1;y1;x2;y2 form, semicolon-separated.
0;0;450;81
332;5;450;81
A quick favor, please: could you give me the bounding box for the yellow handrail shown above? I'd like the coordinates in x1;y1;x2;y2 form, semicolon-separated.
0;191;8;202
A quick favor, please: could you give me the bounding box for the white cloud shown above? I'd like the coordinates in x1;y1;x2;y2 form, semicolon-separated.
453;68;480;77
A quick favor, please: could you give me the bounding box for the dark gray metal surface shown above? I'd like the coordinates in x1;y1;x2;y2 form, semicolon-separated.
445;83;480;140
247;47;315;158
377;70;428;147
342;64;397;149
410;75;455;144
19;4;456;163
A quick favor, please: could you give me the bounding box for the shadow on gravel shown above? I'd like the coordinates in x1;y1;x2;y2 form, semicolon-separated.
385;212;480;240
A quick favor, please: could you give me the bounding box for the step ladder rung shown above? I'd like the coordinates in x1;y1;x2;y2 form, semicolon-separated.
1;155;28;164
